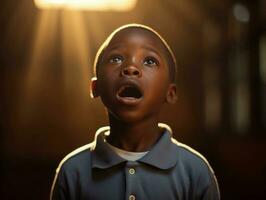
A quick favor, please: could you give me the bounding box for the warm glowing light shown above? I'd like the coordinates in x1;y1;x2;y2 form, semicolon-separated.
34;0;137;11
233;3;250;23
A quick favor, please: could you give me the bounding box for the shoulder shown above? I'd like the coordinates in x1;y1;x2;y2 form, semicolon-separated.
55;141;95;174
159;123;214;174
50;142;96;199
170;137;215;175
171;138;220;194
55;126;111;173
170;137;220;199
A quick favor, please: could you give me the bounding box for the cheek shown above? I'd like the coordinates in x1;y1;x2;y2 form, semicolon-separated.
145;79;169;105
97;71;118;106
98;69;116;89
146;70;169;91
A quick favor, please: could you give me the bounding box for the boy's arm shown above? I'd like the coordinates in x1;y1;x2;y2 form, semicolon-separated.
50;169;68;200
201;173;220;200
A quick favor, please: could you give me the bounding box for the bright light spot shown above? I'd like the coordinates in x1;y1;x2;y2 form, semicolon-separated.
233;3;250;23
34;0;137;11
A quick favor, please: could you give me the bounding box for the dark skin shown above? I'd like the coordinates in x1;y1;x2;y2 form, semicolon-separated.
91;28;177;152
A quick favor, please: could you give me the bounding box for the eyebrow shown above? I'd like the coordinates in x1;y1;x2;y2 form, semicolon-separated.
141;45;162;59
105;44;124;52
106;44;163;59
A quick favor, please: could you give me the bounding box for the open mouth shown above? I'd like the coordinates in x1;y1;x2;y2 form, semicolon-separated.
116;83;143;106
118;86;142;99
118;85;143;99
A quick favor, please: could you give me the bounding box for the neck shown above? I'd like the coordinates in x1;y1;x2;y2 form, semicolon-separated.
106;114;162;152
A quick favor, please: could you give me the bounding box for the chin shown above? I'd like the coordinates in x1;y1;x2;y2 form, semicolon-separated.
109;109;147;124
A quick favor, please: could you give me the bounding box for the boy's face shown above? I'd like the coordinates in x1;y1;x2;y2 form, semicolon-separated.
92;28;177;123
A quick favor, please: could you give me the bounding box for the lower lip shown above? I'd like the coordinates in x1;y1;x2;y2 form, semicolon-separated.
116;95;142;106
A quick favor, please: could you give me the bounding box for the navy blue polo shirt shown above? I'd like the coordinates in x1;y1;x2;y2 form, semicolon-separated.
50;124;220;200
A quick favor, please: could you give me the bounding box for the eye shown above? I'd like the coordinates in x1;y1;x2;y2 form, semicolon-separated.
143;57;158;67
109;55;123;64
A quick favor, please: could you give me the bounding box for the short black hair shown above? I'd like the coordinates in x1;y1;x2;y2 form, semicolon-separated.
93;24;177;83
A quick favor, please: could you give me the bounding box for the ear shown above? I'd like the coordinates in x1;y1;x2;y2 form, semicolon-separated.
166;83;177;104
90;77;99;98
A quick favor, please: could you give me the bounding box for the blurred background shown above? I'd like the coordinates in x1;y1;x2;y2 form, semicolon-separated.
0;0;266;199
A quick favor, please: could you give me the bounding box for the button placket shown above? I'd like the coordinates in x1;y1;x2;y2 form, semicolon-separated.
125;161;139;200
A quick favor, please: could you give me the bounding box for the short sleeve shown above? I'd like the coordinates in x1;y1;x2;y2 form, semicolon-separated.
50;167;68;200
201;172;220;200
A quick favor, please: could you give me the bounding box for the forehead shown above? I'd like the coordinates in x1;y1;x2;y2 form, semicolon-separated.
105;28;167;55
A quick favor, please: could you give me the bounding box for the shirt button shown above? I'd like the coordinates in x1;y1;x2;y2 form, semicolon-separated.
129;194;136;200
129;168;135;175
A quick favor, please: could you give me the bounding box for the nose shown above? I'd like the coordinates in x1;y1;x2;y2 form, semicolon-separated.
121;66;141;77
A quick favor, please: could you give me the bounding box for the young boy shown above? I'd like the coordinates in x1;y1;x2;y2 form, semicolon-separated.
50;24;220;200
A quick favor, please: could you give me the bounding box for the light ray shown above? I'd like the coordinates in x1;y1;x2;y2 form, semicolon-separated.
61;9;91;111
20;9;59;121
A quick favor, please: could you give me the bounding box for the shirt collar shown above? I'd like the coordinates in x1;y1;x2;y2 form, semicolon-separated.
91;123;178;170
91;127;126;169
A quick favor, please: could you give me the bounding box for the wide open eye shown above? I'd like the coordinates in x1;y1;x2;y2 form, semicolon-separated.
110;55;123;64
143;57;158;67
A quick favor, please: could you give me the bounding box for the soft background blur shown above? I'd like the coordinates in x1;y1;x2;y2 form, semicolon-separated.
0;0;266;199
